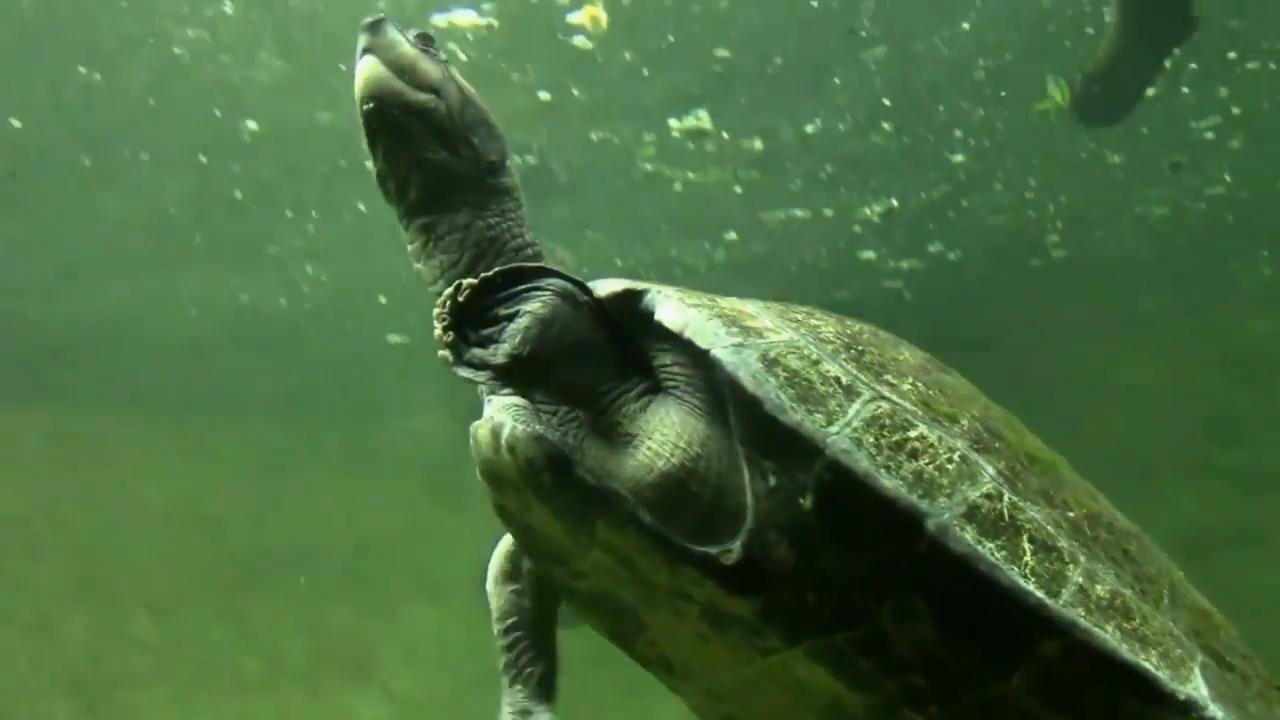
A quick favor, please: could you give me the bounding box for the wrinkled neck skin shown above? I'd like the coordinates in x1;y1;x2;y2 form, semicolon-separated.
376;150;542;296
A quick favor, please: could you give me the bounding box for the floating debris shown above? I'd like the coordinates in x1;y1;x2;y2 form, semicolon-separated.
428;8;499;30
638;160;744;186
1033;74;1070;115
7;116;22;129
856;197;900;223
566;34;595;51
759;207;812;224
446;42;470;62
667;107;714;137
384;332;412;346
1192;114;1223;130
565;3;608;34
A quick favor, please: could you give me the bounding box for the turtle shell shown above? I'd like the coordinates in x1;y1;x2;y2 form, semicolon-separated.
580;277;1280;720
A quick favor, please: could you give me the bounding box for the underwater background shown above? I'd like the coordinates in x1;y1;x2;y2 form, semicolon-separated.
1;0;1276;717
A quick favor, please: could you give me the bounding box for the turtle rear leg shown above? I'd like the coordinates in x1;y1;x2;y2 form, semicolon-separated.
486;533;561;720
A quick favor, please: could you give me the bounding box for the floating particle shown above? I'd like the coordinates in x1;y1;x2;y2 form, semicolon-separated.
859;45;888;62
1191;114;1222;130
758;207;812;224
567;34;595;51
667;107;714;136
429;8;499;30
446;42;469;63
565;3;608;34
384;332;411;346
76;65;103;82
536;89;553;102
857;196;899;222
7;116;22;129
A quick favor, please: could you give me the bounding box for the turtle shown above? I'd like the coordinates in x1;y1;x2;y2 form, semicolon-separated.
351;15;1280;720
1069;0;1199;128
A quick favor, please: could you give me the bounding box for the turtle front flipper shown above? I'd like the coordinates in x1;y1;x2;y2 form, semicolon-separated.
438;263;753;558
486;533;560;720
433;264;624;401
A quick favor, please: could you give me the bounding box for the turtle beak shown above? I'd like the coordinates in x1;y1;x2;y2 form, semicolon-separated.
355;13;390;56
352;14;508;169
353;15;447;116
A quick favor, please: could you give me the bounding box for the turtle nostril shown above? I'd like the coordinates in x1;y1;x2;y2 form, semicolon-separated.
359;14;388;35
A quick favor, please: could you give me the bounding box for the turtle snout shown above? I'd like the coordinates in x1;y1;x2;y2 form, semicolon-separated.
360;14;390;37
356;14;393;58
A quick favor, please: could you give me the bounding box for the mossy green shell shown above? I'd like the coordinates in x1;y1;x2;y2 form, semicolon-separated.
581;278;1279;720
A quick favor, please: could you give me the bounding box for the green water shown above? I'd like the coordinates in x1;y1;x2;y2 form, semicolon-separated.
1;0;1276;717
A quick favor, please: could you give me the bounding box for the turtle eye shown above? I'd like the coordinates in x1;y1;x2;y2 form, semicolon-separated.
411;30;438;51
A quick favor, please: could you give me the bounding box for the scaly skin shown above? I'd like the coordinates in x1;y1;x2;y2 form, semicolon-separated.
353;14;539;295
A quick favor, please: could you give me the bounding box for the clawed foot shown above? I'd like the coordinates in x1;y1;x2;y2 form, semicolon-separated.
433;270;524;382
432;264;600;385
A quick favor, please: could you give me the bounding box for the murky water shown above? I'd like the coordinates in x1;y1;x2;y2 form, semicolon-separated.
2;0;1276;717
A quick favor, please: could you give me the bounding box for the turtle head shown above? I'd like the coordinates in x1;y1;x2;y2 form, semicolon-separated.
354;15;541;295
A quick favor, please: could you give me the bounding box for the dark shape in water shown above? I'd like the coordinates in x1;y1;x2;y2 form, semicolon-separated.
1070;0;1199;128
